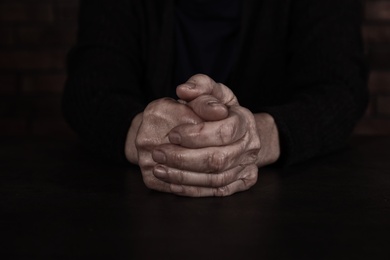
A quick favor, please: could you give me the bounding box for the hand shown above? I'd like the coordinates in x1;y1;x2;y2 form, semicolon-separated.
132;98;203;193
129;96;234;194
151;75;262;197
177;74;280;167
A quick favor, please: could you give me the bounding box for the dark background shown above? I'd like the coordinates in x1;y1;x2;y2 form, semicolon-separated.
0;0;390;138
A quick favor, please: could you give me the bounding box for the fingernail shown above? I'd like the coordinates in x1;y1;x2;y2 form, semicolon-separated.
186;82;196;89
152;150;166;163
169;132;181;144
153;165;167;178
207;100;221;107
171;184;184;193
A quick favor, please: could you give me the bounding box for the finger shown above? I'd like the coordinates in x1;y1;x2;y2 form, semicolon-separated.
137;97;203;150
168;112;246;148
176;74;215;101
186;94;228;121
142;169;173;193
176;74;238;106
142;97;202;126
152;142;259;173
153;164;245;187
168;164;259;197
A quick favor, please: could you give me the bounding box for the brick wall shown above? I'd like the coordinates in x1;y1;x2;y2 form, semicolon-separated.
0;0;78;137
0;0;389;137
356;0;390;135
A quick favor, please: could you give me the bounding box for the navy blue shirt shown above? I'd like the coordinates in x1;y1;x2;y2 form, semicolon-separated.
174;0;242;87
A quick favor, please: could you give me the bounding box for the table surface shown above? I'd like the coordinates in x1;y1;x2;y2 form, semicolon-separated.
1;136;390;259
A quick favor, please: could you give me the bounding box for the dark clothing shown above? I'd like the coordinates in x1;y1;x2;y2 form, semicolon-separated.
63;0;368;165
174;0;242;86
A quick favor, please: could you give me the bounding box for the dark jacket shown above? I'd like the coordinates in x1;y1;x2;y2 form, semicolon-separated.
62;0;368;165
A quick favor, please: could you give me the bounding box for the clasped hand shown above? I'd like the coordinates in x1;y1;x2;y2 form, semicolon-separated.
135;75;261;197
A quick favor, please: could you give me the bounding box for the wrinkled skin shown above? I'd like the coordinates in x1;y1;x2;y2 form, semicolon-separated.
141;74;262;197
135;97;202;194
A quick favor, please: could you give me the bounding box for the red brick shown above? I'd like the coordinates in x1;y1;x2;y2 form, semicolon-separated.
367;48;390;69
363;25;390;44
31;95;63;118
21;74;66;94
0;50;66;70
0;3;53;22
364;97;376;116
54;1;80;23
0;74;18;94
31;118;76;137
17;26;77;46
0;118;28;136
368;70;390;94
0;27;14;45
377;96;390;116
354;117;390;135
0;95;32;118
0;96;17;117
365;1;390;21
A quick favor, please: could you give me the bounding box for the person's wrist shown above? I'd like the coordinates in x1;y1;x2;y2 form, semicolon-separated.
125;112;143;164
254;113;280;167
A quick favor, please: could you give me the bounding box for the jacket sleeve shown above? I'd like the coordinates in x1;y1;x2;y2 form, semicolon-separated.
262;0;368;165
62;0;145;162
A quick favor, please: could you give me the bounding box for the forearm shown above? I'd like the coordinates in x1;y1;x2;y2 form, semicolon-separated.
254;113;280;167
253;0;367;165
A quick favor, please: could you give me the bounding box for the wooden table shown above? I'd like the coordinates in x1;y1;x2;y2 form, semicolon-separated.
1;136;389;259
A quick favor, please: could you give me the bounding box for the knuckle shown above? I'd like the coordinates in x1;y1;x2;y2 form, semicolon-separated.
138;155;154;168
144;98;174;117
209;172;227;187
237;106;252;117
134;136;143;147
185;186;202;197
135;135;154;149
170;152;184;168
175;170;185;184
242;150;259;165
218;123;236;144
194;122;206;137
145;98;164;112
251;134;261;150
193;74;212;85
142;175;158;190
153;97;174;105
217;83;237;105
208;151;228;172
243;166;258;187
195;187;203;197
215;186;231;197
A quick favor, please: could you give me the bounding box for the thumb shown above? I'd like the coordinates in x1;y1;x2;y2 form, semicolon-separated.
176;74;239;106
187;95;228;121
